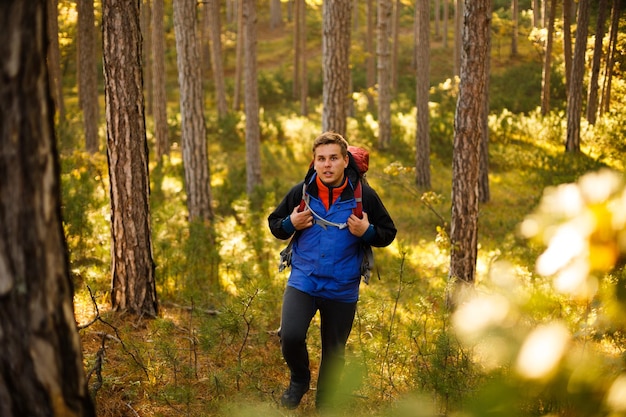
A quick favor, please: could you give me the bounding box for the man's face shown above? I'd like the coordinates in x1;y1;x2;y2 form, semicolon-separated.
313;143;348;187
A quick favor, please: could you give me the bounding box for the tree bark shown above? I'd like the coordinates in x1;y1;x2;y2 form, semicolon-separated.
0;2;95;415
233;0;244;110
206;0;229;118
103;0;158;316
322;0;352;137
46;0;65;122
377;0;392;148
243;0;262;195
174;0;215;222
510;0;518;57
541;0;556;115
565;0;589;153
600;0;620;116
77;0;100;153
453;0;462;77
298;0;308;116
415;0;431;189
562;0;573;95
152;0;169;159
449;0;491;297
586;0;608;125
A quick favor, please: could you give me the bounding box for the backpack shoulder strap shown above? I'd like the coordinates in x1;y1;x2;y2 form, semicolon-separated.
353;180;363;219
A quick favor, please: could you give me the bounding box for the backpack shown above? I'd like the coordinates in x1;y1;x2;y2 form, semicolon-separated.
279;146;376;283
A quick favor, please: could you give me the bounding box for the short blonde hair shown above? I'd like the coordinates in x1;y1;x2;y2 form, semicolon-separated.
312;131;349;157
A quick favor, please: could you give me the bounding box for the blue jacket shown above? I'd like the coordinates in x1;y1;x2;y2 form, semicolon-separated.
268;169;396;302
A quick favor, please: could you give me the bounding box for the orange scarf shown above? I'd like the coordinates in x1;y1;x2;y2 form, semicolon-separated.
316;175;347;211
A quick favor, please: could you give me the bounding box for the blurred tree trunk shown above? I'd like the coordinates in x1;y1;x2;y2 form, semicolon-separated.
532;0;541;27
586;0;608;125
322;0;352;137
233;0;244;110
293;0;301;99
46;0;65;122
565;0;589;153
415;0;431;189
152;0;169;159
434;0;440;39
206;0;229;118
141;0;152;115
441;0;450;49
77;0;100;153
479;11;491;204
510;0;518;57
270;0;282;29
443;0;449;49
298;0;308;116
174;0;215;221
243;0;262;195
449;0;491;303
365;0;375;109
0;2;95;415
600;0;620;116
377;0;392;148
391;0;400;90
541;0;556;115
453;0;462;77
563;0;573;95
103;0;158;316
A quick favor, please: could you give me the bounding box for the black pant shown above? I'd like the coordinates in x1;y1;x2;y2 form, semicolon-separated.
279;286;357;402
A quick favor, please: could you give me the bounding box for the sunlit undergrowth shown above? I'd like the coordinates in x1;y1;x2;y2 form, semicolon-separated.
61;95;625;417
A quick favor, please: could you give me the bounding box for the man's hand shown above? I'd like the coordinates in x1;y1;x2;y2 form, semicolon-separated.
347;211;370;237
290;206;314;230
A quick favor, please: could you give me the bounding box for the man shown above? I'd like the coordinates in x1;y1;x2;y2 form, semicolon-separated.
268;131;397;410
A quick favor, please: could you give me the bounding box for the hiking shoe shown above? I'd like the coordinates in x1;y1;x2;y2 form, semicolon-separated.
280;381;309;409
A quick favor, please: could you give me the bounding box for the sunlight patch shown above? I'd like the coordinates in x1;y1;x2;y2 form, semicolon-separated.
515;322;569;380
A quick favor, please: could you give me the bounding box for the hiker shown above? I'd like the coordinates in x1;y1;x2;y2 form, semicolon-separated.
268;131;397;410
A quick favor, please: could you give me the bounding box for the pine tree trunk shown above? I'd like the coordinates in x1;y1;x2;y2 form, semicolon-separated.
449;0;491;300
174;0;215;221
586;0;608;125
600;0;620;116
103;0;158;316
46;0;65;121
77;0;100;153
207;0;229;118
299;0;308;116
565;0;589;152
243;0;262;195
377;0;392;148
511;0;518;57
563;0;573;95
541;0;556;115
233;0;244;110
322;0;352;137
152;0;169;159
415;0;431;189
293;0;301;99
0;2;95;415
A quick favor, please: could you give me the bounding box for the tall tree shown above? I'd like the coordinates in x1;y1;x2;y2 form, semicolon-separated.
562;0;573;95
511;0;518;57
152;0;169;159
377;0;392;148
77;0;100;153
270;0;283;29
103;0;158;316
415;0;431;189
0;2;95;415
174;0;215;221
322;0;352;136
449;0;491;301
206;0;229;118
366;0;375;92
600;0;621;116
243;0;262;195
541;0;556;115
453;0;462;76
46;0;65;121
565;0;589;152
443;0;449;49
233;0;244;110
297;0;308;116
391;0;401;90
586;0;608;125
293;0;301;99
